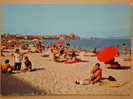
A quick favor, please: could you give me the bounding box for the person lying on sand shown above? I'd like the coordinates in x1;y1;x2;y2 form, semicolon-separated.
28;46;40;53
21;56;32;72
75;63;102;85
83;48;97;57
106;58;121;69
0;59;13;73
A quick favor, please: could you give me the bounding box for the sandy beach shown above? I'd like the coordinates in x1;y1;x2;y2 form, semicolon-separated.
0;50;131;96
0;3;132;97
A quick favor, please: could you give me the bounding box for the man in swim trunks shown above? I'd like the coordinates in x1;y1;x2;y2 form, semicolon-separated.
75;63;102;85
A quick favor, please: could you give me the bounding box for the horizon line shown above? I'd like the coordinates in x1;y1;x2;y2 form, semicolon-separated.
0;32;130;39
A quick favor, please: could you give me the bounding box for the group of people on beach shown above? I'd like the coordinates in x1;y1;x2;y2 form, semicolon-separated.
0;40;130;85
48;45;82;63
0;49;32;73
21;40;44;53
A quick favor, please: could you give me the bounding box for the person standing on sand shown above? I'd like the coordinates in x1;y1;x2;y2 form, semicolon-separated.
122;43;128;55
49;49;55;61
13;49;23;71
0;46;5;56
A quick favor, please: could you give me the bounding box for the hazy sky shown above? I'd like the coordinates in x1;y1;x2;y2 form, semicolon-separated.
0;4;131;38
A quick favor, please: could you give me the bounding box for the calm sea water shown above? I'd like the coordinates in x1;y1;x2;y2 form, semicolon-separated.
43;39;131;52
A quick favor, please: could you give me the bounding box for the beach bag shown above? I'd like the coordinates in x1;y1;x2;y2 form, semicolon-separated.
108;76;116;81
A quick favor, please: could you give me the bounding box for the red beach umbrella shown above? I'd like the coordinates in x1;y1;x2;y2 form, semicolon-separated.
97;46;119;63
54;41;67;45
49;41;69;46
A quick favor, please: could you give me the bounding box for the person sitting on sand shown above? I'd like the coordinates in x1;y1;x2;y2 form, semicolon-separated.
0;59;13;73
65;54;75;61
21;56;32;72
55;49;66;62
54;52;63;62
75;63;102;85
49;49;58;62
90;48;97;54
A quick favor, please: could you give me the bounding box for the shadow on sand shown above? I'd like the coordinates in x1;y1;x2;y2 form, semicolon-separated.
31;68;45;72
80;60;89;62
0;73;47;95
108;66;131;70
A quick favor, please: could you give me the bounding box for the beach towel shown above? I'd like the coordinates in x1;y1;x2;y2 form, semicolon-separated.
99;80;127;87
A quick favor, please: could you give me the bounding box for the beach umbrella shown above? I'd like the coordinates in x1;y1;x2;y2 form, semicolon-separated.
54;41;67;45
97;46;119;63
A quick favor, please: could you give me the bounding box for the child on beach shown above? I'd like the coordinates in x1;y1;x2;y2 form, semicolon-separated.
21;56;32;72
13;49;23;71
0;59;13;73
75;63;102;85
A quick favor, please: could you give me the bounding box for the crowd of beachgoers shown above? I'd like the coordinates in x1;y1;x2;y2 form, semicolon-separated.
0;38;132;95
0;41;130;88
0;39;131;86
0;40;98;74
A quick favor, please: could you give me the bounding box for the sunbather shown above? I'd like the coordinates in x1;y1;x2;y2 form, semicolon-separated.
0;59;13;73
75;63;102;84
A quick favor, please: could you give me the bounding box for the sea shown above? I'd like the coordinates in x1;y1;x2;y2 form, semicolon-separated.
43;39;131;53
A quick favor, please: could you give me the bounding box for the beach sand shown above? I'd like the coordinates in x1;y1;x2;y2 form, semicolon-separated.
0;51;131;95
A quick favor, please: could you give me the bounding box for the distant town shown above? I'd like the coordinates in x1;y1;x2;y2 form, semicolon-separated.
0;33;99;41
0;32;130;41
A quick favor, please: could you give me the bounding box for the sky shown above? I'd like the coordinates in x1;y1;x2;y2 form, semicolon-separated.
0;4;131;38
